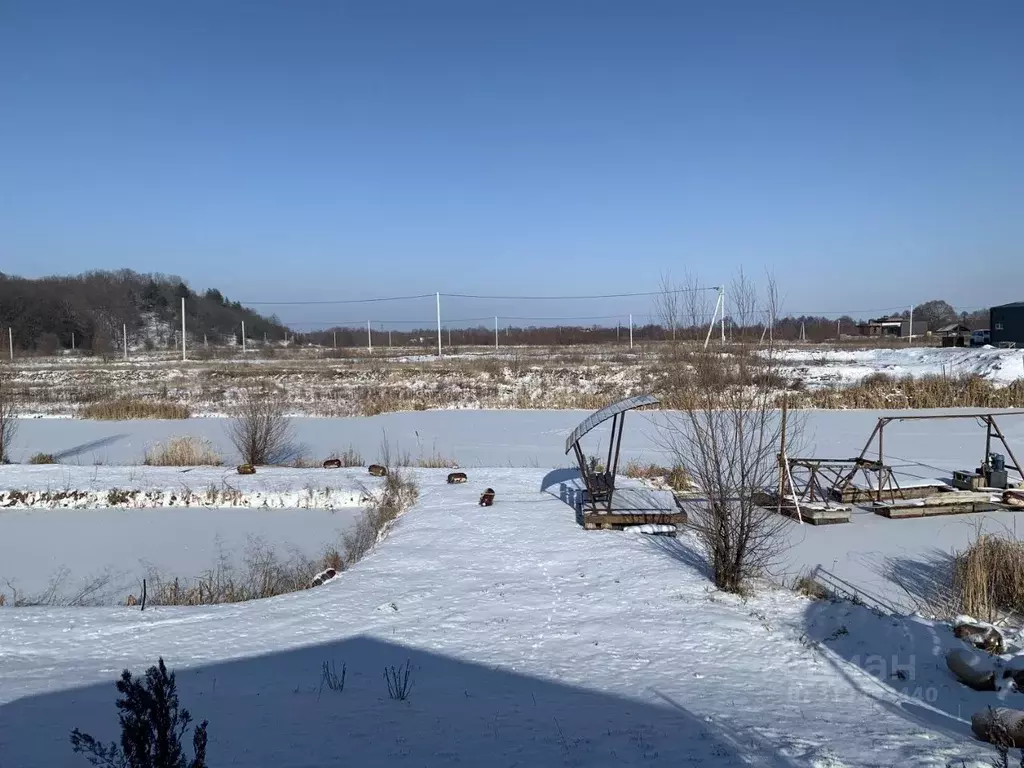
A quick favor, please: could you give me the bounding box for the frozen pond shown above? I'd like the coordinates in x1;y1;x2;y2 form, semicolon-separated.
8;407;1024;469
0;506;362;606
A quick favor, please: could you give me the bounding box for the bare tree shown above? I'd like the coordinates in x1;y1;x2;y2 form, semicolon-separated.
226;384;295;465
0;368;18;463
653;270;682;342
660;270;803;593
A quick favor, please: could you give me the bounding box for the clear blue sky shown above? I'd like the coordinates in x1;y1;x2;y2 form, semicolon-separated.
1;1;1022;328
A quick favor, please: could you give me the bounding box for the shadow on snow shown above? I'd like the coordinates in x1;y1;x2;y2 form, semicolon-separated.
0;634;799;767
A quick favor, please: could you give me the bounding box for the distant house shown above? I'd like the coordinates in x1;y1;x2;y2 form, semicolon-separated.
857;317;928;339
990;302;1024;348
937;323;971;347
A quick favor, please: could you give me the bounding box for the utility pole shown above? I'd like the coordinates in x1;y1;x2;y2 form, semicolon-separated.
7;328;11;361
436;292;442;356
495;316;498;350
908;305;914;345
720;287;726;346
389;329;392;348
367;320;372;351
123;324;128;361
448;327;451;347
333;330;337;349
181;297;186;361
629;314;633;349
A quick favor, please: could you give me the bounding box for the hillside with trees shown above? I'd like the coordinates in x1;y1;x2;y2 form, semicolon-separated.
0;270;287;354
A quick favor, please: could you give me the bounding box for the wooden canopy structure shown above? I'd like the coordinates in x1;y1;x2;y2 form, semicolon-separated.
565;394;659;514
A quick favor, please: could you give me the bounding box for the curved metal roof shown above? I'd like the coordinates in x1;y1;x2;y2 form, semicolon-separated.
564;393;659;454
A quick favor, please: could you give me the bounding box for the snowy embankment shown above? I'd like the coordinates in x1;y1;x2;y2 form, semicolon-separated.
0;468;1007;767
0;465;370;510
775;346;1024;388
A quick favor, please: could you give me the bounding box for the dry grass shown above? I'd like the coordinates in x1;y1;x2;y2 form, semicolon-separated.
952;530;1024;623
27;452;57;464
794;572;831;600
143;436;222;467
624;460;668;480
80;398;190;420
326;447;364;467
787;373;1024;410
623;460;691;491
416;451;458;469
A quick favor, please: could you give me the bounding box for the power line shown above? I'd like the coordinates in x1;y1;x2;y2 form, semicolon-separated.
240;293;435;306
440;287;719;300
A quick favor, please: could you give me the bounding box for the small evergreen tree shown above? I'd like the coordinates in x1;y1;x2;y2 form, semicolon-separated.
70;657;208;768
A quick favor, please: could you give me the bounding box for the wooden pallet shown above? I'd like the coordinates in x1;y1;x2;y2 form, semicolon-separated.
582;511;687;531
780;504;851;525
830;483;950;504
870;491;1008;519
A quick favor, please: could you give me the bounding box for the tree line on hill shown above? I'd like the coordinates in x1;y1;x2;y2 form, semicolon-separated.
0;268;993;353
0;270;287;354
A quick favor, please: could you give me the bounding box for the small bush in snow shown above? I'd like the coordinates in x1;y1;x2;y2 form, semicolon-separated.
225;384;295;465
319;660;346;697
384;660;413;700
28;452;57;464
69;656;208;768
144;437;222;467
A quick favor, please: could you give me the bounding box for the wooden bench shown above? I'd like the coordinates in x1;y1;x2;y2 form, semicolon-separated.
587;472;615;500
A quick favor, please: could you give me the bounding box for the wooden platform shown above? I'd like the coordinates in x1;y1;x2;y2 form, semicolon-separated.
830;482;950;504
780;503;852;525
579;488;687;531
754;491;852;525
869;491;1007;519
582;511;687;531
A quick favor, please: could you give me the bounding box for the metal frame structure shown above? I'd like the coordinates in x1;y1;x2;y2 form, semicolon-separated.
779;456;902;507
839;413;1024;502
565;394;659;514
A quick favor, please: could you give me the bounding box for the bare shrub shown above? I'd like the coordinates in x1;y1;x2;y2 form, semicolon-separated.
4;568;114;607
344;452;418;567
659;270;803;594
81;398;190;420
0;369;18;463
144;539;318;606
384;659;414;700
226;385;295;465
144;436;222;467
28;452;57;464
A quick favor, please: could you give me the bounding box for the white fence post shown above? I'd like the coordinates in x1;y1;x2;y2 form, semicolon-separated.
242;320;246;354
436;292;442;356
123;324;128;361
629;314;633;349
181;297;186;361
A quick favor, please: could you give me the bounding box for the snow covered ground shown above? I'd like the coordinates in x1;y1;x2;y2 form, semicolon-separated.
3;411;1024;764
776;346;1024;388
0;467;1007;767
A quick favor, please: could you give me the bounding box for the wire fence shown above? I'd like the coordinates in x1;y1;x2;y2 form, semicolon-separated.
0;284;996;361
